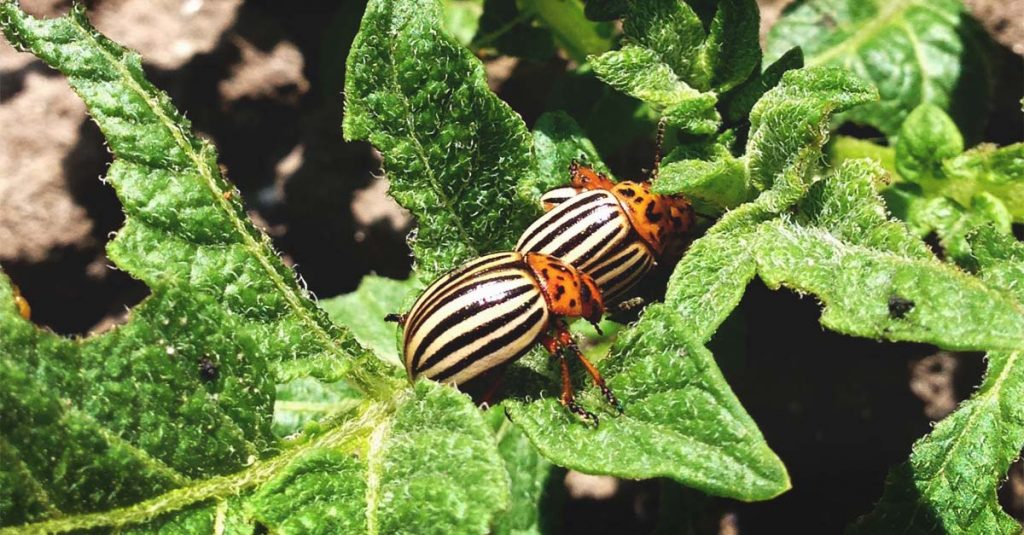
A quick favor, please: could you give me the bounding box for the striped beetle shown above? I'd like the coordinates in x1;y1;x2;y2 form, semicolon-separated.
388;251;620;423
517;163;694;303
516;123;695;302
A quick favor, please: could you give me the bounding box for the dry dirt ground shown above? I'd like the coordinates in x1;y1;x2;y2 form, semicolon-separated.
0;1;1021;533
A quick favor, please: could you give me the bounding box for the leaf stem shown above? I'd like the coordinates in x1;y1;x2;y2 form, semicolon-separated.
1;400;394;534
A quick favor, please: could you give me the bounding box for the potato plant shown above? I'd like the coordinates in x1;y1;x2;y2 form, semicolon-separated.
0;0;1021;533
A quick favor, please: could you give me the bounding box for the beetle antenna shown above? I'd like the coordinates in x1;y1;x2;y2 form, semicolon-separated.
650;116;667;182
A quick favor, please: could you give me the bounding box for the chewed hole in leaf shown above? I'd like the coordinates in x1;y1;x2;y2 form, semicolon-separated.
0;83;149;335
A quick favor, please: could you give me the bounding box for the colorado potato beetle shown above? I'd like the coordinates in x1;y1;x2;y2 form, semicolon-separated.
516;123;695;302
389;251;620;423
516;161;695;302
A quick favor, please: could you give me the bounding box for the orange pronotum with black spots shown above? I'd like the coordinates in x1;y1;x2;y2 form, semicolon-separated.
516;160;695;302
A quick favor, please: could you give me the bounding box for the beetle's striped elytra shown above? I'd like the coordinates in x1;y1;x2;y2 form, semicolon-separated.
517;161;693;302
394;251;618;423
517;188;655;302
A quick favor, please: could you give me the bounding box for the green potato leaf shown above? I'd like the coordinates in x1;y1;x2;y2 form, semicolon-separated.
849;350;1024;535
590;44;721;135
487;408;561;535
321;275;424;368
505;304;790;501
746;66;877;190
833;103;1022;261
0;3;376;528
894;103;965;181
754;159;1024;352
586;0;761;132
766;0;996;141
344;0;538;278
522;111;612;209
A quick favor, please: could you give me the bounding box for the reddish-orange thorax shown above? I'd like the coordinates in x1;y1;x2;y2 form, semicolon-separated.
568;162;695;258
524;252;604;326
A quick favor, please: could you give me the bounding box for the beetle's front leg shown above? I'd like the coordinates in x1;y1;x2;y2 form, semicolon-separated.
541;331;598;425
550;322;623;414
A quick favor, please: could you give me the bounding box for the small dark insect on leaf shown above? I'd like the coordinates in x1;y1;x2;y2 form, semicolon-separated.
197;357;219;382
887;295;915;319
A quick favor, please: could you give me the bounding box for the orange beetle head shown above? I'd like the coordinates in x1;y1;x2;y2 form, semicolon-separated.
611;181;695;257
568;160;617;191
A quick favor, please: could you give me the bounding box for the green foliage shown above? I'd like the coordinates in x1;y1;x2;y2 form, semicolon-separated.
321;275;424;368
3;0;1022;532
523;110;612;208
506;304;791;501
343;0;538;278
585;0;763;133
833;103;1023;261
590;45;720;134
849;351;1024;534
488;408;561;535
767;0;996;141
755;161;1024;352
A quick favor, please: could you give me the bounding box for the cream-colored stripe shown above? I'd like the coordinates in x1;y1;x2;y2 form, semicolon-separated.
414;286;539;370
406;275;531;368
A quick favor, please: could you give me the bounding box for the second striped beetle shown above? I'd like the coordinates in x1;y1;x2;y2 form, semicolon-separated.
516;122;696;303
387;251;620;424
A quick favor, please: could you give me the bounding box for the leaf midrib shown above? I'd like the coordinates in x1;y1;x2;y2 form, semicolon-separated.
65;15;348;377
805;0;912;67
0;400;391;534
905;350;1022;528
382;15;480;261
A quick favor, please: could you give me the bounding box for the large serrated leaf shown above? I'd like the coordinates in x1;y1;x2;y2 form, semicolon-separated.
0;4;371;527
343;0;538;278
506;305;790;501
3;379;510;534
766;0;996;141
0;3;363;385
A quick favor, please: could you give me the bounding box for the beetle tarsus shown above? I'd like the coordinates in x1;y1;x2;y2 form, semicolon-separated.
384;313;405;325
559;354;599;425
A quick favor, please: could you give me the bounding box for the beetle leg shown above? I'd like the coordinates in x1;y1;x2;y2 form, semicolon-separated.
542;331;598;425
552;322;623;414
559;353;598;426
615;296;645;313
384;313;406;326
479;368;507;407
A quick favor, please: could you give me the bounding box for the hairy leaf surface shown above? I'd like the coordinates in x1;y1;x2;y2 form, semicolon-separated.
850;351;1024;534
488;409;561;535
344;0;537;278
506;305;790;501
522;111;612;209
590;45;720;134
746;66;877;190
754;160;1024;351
0;4;369;527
